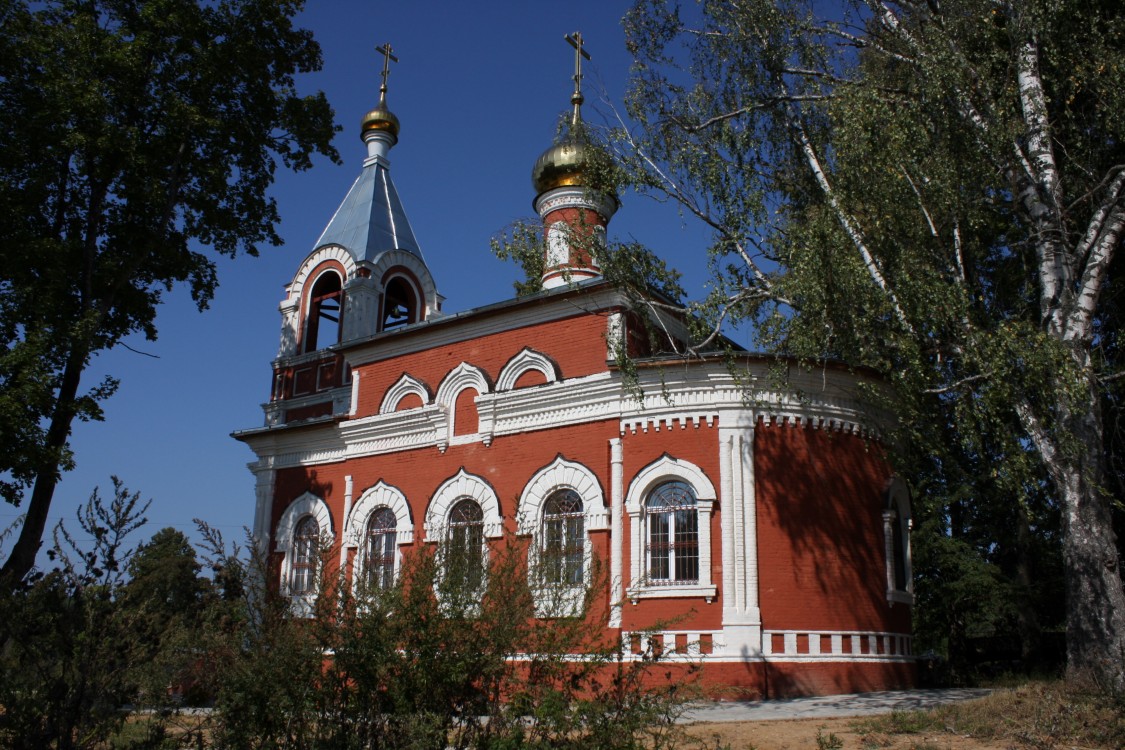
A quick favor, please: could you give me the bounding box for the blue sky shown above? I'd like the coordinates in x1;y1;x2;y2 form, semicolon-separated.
11;1;734;562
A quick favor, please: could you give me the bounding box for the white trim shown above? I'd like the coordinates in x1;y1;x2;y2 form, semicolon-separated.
496;348;559;391
285;245;357;305
516;456;607;534
276;492;334;616
379;373;432;414
345;481;415;547
424;469;503;541
625;456;717;603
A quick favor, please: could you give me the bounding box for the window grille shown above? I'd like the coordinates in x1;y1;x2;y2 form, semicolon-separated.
290;515;320;594
645;481;699;583
447;499;484;592
365;507;398;590
542;489;584;585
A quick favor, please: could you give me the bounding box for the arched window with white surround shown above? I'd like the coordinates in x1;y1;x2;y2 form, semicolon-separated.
517;456;608;617
290;516;320;594
883;478;914;605
345;481;414;592
625;456;716;603
275;492;334;616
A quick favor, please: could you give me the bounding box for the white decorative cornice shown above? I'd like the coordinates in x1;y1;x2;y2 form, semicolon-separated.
379;373;432;414
239;361;889;472
534;185;618;221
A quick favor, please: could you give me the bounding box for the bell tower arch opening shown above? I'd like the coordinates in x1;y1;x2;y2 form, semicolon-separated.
303;270;345;352
381;274;420;330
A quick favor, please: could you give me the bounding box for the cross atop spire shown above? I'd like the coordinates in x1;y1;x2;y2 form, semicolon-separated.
376;42;398;101
565;32;590;126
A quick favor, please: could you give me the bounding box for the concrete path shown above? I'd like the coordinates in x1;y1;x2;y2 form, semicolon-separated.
682;688;993;723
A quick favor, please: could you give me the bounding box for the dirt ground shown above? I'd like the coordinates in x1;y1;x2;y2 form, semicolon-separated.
684;716;1013;750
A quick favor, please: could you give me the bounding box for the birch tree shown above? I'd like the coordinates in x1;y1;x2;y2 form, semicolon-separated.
619;0;1124;687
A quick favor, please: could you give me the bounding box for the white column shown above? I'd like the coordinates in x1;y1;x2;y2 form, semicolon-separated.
340;475;354;567
251;464;276;555
609;437;624;628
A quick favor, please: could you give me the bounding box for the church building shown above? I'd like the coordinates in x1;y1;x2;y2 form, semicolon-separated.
234;41;915;698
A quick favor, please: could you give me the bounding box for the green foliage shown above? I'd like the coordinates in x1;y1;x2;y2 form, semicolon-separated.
0;0;339;584
203;537;697;750
617;0;1125;684
0;480;153;749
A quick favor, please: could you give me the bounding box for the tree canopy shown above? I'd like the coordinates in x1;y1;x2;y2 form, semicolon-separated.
617;0;1124;687
0;0;339;583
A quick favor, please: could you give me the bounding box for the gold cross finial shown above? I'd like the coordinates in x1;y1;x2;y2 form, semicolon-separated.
375;43;398;100
565;32;591;125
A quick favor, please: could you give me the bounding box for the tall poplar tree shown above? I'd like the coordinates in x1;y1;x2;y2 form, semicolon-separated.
618;0;1124;687
0;0;338;584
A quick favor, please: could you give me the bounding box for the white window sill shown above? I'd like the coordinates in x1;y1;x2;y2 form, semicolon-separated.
628;583;716;604
887;589;914;606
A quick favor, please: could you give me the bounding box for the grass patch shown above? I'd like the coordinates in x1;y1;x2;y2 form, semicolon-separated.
853;680;1125;749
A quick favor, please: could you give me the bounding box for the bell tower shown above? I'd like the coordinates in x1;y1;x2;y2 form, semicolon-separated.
267;44;443;426
531;32;618;290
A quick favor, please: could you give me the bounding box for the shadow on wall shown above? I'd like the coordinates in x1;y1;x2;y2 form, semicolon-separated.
755;420;890;627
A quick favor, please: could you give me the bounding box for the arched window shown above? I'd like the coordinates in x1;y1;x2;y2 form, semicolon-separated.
645;481;699;584
446;499;484;594
365;507;398;590
884;479;914;604
304;271;344;352
290;515;320;594
382;276;418;330
541;490;584;585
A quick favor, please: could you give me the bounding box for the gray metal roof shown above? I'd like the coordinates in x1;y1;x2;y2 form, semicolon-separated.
312;156;424;263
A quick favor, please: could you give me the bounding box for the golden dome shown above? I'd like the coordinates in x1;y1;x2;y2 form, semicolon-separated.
360;95;400;140
531;137;597;194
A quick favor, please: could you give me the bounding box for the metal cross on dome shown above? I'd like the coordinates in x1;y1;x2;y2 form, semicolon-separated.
375;42;398;97
565;32;591;124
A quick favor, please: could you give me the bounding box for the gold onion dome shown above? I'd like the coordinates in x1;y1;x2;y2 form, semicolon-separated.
360;93;400;140
531;134;600;194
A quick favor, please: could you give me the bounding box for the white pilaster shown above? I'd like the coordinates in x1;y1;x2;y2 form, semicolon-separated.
717;411;762;657
340;475;354;567
251;464;277;555
609;437;624;628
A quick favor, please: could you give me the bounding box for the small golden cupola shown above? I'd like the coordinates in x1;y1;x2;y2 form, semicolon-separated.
361;43;402;158
532;32;619;290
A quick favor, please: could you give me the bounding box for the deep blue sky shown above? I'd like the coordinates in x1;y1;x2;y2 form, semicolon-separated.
11;1;734;562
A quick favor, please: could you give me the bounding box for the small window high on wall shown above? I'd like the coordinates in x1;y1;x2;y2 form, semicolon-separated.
382;276;418;330
305;271;344;352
